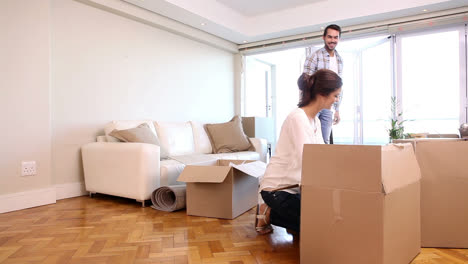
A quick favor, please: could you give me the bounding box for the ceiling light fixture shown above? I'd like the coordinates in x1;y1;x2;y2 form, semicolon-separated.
201;23;206;26
243;40;247;43
423;9;428;12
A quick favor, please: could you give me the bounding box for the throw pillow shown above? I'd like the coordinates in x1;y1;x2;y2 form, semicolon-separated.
109;123;169;159
205;116;252;153
104;120;157;142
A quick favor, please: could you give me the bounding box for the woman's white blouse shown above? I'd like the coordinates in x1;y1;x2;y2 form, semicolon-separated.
259;108;324;194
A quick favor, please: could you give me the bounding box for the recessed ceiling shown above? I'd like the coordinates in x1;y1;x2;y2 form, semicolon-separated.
123;0;468;44
214;0;325;17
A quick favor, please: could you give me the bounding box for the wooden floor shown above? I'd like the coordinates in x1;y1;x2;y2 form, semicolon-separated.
0;195;467;264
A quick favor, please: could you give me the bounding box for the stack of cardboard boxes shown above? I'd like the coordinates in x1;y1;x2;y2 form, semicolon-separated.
176;138;468;263
301;140;468;263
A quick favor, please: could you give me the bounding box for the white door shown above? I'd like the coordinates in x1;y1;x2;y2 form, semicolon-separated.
244;57;273;118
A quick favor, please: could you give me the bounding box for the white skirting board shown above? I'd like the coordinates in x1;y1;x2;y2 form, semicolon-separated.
0;188;56;214
0;182;87;214
55;182;87;200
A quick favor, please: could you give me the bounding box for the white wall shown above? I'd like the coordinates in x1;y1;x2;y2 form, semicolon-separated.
0;0;236;211
51;0;236;185
0;0;52;195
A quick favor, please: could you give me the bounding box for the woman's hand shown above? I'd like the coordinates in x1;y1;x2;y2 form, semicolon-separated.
333;111;341;125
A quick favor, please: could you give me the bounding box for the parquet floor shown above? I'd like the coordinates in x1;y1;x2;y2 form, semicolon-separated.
0;195;466;264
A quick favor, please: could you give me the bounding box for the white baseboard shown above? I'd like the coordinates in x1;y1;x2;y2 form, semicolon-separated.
55;182;88;200
0;187;56;214
0;182;88;214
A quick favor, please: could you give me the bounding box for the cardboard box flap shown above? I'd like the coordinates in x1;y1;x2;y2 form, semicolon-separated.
230;161;267;178
177;165;232;183
302;144;383;192
381;143;421;194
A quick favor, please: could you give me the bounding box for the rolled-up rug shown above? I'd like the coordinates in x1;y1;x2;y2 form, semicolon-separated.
150;185;186;212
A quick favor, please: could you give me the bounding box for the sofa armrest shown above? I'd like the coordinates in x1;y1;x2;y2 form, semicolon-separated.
81;142;161;200
249;137;268;163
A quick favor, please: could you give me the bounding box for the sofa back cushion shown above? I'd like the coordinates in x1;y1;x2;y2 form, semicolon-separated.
105;120;157;142
190;121;213;154
154;121;195;156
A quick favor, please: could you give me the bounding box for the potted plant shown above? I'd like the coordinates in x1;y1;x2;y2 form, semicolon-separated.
388;96;408;142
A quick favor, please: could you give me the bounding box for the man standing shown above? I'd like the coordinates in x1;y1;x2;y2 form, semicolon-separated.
303;24;343;144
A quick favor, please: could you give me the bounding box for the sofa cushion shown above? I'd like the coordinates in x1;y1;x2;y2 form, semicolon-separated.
205;116;252;153
207;151;260;161
170;154;218;165
190;121;213;154
154;121;195;156
109;123;169;159
105;120;157;142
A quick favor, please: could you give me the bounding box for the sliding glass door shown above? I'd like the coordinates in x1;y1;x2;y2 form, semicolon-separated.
361;37;392;144
333;35;392;145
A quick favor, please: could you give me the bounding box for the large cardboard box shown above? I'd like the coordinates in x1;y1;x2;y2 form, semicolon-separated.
412;140;468;248
301;144;421;264
392;138;462;148
177;159;266;219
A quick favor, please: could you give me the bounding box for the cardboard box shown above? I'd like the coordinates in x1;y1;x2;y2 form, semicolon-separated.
411;140;468;248
177;159;266;219
392;138;462;148
301;144;421;264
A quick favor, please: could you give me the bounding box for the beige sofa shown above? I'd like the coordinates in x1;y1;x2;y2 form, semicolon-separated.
81;120;267;205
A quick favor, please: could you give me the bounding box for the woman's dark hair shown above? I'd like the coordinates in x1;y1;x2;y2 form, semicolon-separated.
297;69;342;107
323;24;342;37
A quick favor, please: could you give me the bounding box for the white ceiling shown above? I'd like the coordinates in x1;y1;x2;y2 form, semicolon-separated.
215;0;325;16
123;0;468;44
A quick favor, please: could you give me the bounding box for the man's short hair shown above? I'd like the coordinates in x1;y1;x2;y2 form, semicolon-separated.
323;24;342;37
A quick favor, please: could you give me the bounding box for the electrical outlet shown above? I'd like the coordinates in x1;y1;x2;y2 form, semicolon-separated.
21;161;36;176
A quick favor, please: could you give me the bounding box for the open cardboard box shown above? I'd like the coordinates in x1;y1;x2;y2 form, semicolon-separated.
396;139;468;248
301;144;421;264
177;159;266;219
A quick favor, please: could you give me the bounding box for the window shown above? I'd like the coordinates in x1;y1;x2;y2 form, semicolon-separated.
399;29;463;135
243;24;468;146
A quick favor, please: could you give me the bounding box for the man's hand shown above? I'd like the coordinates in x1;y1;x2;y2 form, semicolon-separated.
333;111;341;125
